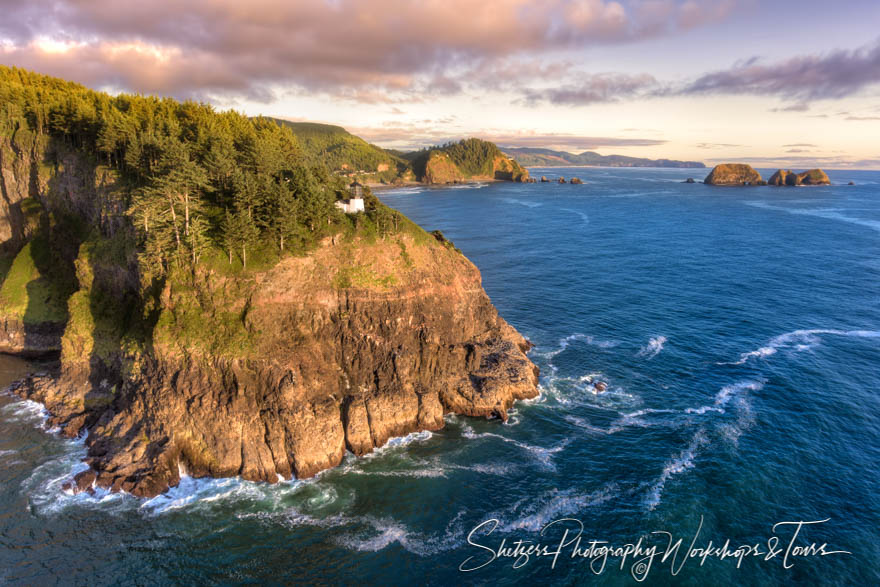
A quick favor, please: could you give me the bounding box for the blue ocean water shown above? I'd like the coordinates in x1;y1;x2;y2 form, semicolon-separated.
1;167;879;584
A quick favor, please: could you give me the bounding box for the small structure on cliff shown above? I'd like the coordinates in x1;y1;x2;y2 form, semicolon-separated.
335;180;366;214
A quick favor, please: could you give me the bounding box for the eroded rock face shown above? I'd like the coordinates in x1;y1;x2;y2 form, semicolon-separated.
13;235;539;497
704;164;763;186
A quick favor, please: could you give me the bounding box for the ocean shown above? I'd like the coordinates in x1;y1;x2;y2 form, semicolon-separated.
1;167;878;584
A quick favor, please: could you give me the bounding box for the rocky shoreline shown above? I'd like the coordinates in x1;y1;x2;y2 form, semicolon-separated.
5;234;540;498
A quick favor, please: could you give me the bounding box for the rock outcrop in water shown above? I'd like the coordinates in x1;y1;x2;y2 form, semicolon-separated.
412;138;529;185
768;168;831;186
704;164;763;186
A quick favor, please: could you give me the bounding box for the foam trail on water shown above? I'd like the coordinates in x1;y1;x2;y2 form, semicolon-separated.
501;197;541;208
461;424;570;470
638;335;667;359
746;201;880;234
645;429;708;510
559;207;589;226
500;484;619;532
730;329;880;365
685;379;764;415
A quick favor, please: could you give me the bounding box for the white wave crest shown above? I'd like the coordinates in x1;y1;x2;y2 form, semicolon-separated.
638;335;667;359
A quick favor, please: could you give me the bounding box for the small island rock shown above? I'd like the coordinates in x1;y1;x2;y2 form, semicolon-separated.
704;164;763;186
570;177;583;184
769;168;831;186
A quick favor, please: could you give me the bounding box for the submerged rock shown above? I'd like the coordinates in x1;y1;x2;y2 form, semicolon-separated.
683;177;696;184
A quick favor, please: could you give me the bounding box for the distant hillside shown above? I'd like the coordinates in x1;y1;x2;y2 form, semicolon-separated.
269;119;409;181
406;138;529;184
502;147;705;168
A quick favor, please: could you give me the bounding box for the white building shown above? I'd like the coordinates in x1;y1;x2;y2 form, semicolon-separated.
335;180;366;214
335;198;365;214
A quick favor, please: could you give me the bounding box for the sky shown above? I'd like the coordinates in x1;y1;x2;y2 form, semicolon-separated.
2;0;879;168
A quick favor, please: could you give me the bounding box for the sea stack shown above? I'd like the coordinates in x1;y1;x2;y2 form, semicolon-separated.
704;164;763;186
570;177;583;184
768;168;831;186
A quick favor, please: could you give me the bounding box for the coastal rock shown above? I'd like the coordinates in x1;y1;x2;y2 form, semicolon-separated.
683;178;695;184
703;164;763;186
768;168;831;186
797;169;831;185
558;177;566;184
540;176;549;182
848;181;855;186
12;234;540;498
570;177;583;184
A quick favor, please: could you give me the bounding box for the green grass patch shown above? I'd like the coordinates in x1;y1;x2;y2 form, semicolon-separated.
0;236;70;324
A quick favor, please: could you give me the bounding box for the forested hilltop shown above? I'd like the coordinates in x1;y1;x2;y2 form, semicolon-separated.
0;65;426;358
0;66;538;496
268;119;529;185
269;119;412;184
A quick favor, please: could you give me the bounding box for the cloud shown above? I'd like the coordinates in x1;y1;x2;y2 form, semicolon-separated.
681;37;880;103
697;142;742;149
0;0;733;101
846;116;880;121
771;103;810;112
520;72;658;105
782;143;817;147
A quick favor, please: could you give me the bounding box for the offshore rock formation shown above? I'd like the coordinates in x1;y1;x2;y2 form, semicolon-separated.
704;164;763;186
10;231;539;498
768;169;831;186
421;151;529;184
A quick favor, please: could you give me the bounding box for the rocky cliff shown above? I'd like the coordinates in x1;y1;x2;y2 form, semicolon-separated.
12;232;538;497
704;164;764;185
0;130;539;498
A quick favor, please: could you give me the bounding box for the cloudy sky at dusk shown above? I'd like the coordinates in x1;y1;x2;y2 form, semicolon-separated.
2;0;879;167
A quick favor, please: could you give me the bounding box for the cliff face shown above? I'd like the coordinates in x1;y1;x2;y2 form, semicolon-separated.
704;164;763;185
9;228;538;497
